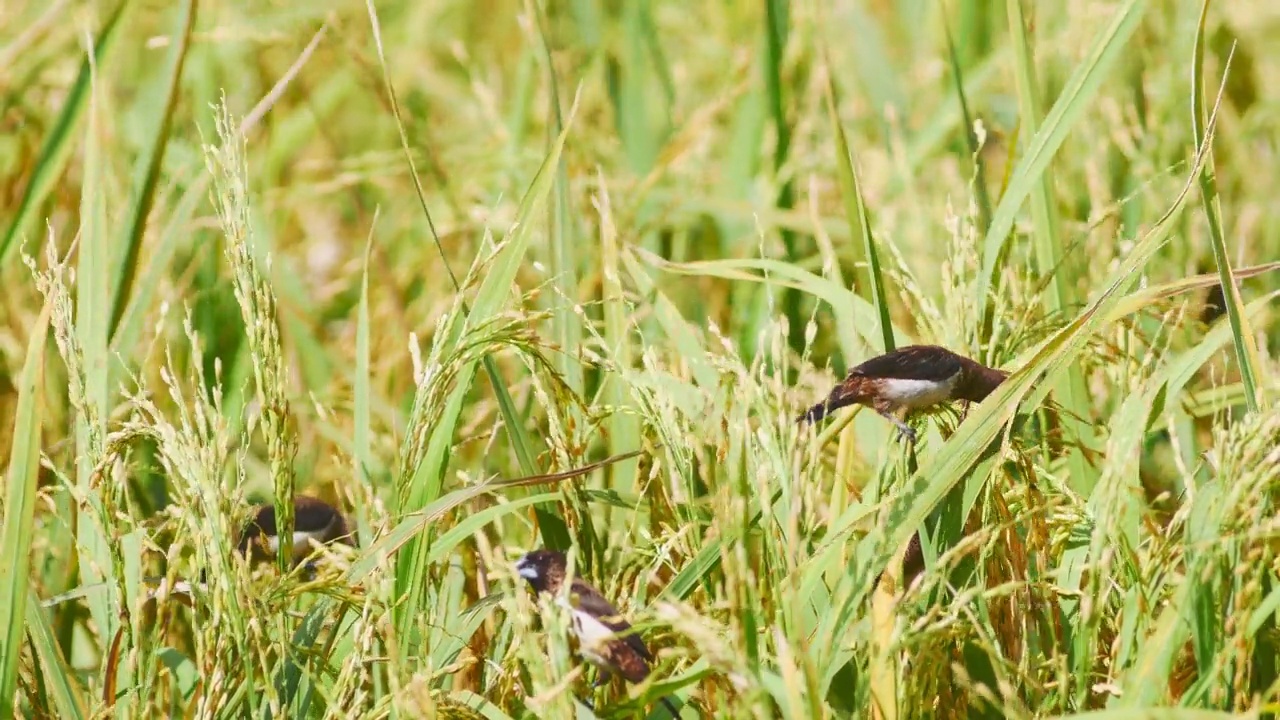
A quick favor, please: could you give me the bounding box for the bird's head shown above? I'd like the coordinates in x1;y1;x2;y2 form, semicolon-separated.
514;549;568;594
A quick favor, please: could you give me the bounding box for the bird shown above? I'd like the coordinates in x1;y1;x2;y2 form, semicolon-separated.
873;530;925;589
236;494;356;567
798;344;1008;443
515;549;681;717
139;496;356;608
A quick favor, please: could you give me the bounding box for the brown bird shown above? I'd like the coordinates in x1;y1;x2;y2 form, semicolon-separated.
140;496;355;606
236;495;356;567
515;549;680;717
874;531;925;589
798;344;1008;443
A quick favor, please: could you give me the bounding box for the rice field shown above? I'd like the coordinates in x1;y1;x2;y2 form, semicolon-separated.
1;0;1279;718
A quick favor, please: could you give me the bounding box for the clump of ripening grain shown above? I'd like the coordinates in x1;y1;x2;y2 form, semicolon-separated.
203;95;298;573
1203;409;1280;709
114;314;250;716
24;233;124;614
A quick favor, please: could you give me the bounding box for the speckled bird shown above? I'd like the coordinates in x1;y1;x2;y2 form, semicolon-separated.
798;344;1008;443
515;549;680;717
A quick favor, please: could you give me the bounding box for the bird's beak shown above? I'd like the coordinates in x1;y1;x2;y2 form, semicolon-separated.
515;558;538;580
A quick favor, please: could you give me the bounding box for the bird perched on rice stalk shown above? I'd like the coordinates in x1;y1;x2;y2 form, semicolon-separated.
515;549;682;718
799;344;1008;443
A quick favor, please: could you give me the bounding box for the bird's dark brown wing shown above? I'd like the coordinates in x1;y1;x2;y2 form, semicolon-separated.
237;496;350;556
850;345;965;383
292;496;344;535
569;579;654;662
873;530;925;587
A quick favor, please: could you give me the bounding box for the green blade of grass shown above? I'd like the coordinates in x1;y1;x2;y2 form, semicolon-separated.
1190;0;1265;412
0;307;50;711
526;5;602;560
1007;0;1066;294
531;0;585;402
940;1;994;235
353;209;378;548
1006;0;1095;498
503;32;539;156
106;0;197;341
24;587;88;720
0;1;129;266
108;159;203;356
481;350;555;524
820;48;895;354
612;0;667;176
763;0;806;354
76;35;118;663
621;249;720;392
1105;68;1254;707
973;0;1148;334
1104;261;1280;323
595;175;642;497
396;97;579;501
528;0;599;556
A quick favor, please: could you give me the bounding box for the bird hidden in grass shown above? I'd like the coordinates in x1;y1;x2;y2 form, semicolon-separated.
145;495;356;605
873;530;925;590
236;494;357;567
799;346;1007;592
798;344;1008;443
516;549;682;718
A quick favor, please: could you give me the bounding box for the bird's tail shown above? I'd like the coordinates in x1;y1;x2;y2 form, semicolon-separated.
872;531;925;588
